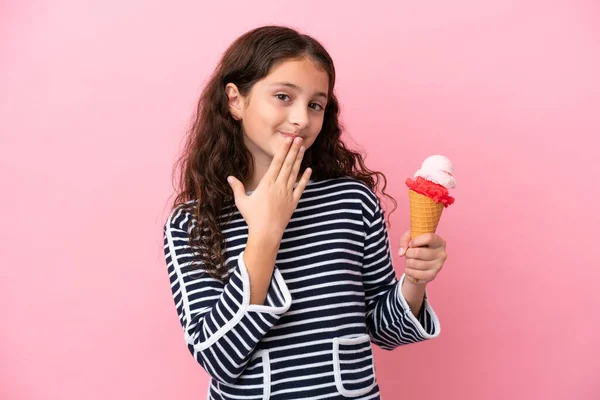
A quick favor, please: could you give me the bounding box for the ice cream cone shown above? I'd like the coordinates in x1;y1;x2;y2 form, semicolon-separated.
408;189;444;239
405;155;456;284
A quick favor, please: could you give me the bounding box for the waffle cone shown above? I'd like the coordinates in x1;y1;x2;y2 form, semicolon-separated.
408;189;444;239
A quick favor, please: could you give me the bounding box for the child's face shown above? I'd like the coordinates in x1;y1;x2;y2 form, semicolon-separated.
227;57;329;166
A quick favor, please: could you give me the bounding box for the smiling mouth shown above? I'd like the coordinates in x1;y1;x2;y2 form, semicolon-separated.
279;131;300;139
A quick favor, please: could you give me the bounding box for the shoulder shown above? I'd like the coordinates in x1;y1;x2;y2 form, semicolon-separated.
311;176;381;214
164;199;198;233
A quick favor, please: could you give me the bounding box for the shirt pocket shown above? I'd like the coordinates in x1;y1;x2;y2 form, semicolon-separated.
332;334;377;397
215;350;271;400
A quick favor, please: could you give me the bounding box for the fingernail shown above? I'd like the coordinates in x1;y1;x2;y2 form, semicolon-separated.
398;247;405;256
227;176;233;183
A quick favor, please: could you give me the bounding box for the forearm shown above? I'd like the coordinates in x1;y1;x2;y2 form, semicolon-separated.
401;277;426;317
243;232;281;305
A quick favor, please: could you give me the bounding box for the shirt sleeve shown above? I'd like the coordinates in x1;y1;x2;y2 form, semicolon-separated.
361;194;441;350
163;205;292;384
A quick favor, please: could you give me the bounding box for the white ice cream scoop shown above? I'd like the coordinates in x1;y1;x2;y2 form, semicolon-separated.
414;155;456;189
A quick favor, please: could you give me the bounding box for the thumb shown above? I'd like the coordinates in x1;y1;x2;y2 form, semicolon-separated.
398;230;411;257
227;176;246;201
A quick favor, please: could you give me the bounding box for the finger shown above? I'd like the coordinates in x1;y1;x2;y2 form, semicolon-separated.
405;257;437;271
405;268;432;284
292;167;312;202
405;246;438;261
277;136;303;184
265;137;294;182
287;145;306;189
397;230;411;257
409;233;445;249
227;176;247;203
405;275;423;285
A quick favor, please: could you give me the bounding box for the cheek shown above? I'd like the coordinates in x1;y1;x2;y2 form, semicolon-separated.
256;102;286;130
307;116;324;139
243;103;272;137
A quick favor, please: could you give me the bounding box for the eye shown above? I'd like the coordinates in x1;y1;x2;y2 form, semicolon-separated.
275;93;291;102
309;103;324;112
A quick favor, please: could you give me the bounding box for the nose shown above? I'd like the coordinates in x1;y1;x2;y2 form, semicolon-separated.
289;103;309;130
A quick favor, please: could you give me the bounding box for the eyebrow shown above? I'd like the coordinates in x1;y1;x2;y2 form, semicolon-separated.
271;81;328;100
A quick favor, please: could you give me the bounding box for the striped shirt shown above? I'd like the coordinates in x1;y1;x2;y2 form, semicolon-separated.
163;177;440;400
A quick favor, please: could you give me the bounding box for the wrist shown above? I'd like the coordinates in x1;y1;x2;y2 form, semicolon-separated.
404;274;427;286
401;275;427;317
401;274;427;298
247;230;281;256
248;227;282;244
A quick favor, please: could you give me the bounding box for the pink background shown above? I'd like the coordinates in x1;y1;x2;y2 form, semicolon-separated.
2;1;599;399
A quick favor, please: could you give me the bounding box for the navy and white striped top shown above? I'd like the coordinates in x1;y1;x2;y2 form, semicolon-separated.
163;177;440;400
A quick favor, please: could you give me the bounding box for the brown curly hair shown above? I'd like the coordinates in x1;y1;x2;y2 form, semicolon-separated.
171;25;396;282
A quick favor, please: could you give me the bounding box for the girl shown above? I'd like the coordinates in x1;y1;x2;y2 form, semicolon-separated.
164;25;448;400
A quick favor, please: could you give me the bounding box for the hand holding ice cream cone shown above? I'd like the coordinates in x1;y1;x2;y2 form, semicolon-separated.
398;231;447;285
399;155;455;284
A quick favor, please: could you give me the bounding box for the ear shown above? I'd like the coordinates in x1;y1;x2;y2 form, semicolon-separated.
225;83;244;121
